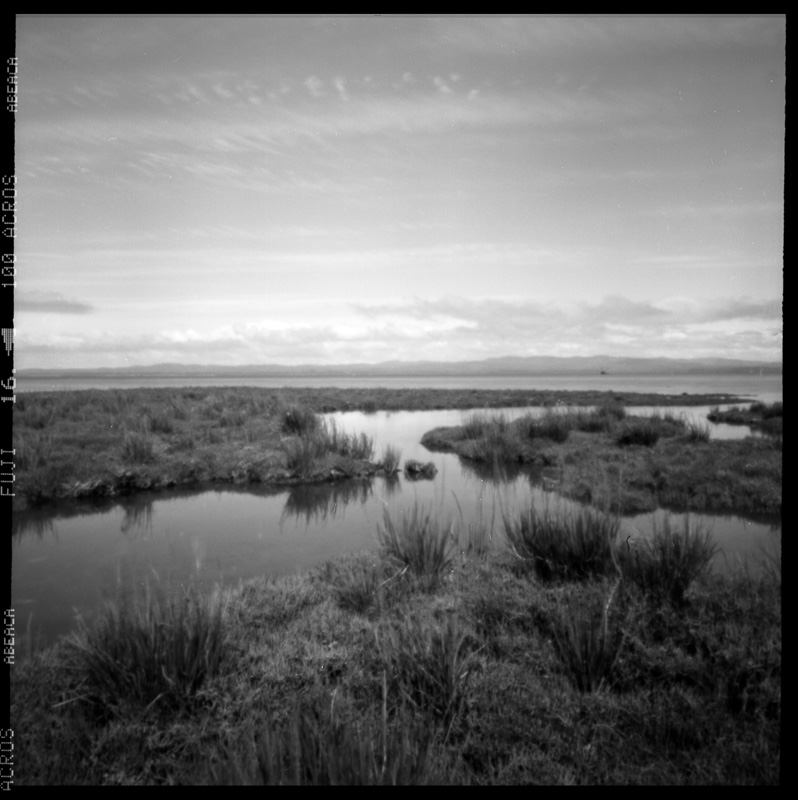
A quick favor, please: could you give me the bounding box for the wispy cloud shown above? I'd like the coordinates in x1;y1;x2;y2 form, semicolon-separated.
15;291;94;314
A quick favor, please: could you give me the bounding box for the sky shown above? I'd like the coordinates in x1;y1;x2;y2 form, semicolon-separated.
14;15;784;369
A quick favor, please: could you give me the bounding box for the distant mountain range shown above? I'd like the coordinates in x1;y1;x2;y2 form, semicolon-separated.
17;355;782;379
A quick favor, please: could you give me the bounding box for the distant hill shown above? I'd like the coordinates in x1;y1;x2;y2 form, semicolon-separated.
17;355;782;379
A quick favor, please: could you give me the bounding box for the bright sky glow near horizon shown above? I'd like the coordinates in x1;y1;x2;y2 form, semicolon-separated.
15;15;784;370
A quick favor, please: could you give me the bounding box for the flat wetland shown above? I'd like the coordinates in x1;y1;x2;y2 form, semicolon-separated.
10;386;781;784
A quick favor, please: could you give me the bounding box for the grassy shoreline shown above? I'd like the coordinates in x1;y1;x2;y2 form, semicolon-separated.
12;386;754;512
11;509;780;784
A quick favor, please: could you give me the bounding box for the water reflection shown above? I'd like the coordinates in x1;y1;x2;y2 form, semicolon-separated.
282;480;374;526
120;498;154;537
457;457;533;486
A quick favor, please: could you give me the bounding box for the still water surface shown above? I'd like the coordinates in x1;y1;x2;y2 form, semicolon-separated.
12;403;781;651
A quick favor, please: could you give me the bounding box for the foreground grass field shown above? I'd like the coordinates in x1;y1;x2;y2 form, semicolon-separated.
11;507;780;784
11;386;751;512
421;405;782;515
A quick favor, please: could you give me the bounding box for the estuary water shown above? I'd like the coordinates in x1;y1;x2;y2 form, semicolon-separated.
11;400;781;652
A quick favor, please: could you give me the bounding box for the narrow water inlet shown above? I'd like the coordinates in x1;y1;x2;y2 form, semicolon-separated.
12;406;780;650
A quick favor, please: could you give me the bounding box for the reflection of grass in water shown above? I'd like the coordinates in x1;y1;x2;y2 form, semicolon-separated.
457;457;525;485
119;501;154;536
12;513;56;539
381;473;401;499
282;481;373;525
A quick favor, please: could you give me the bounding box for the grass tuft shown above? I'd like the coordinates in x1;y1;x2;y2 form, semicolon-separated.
683;419;711;443
553;582;625;693
375;613;477;729
381;444;402;475
281;404;319;436
377;505;455;589
615;419;660;447
619;515;719;607
121;428;155;463
66;581;227;714
503;503;620;581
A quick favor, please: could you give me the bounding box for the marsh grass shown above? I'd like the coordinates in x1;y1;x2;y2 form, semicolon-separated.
281;434;327;477
377;505;455;589
452;492;494;559
281;421;375;476
375;613;477;730
461;411;503;440
147;407;176;434
280;403;319;436
66;580;228;714
536;409;572;443
322;418;374;460
615;419;661;447
553;584;625;693
620;515;719;607
683;418;711;443
503;503;620;581
463;425;523;463
13;431;55;471
13;537;781;785
121;427;156;463
328;558;381;615
211;691;439;785
381;444;402;474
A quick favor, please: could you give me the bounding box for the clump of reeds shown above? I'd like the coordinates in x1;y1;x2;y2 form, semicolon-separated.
462;424;522;463
619;514;718;607
381;444;402;475
503;503;620;581
683;419;711;443
281;434;327;477
13;431;55;471
66;581;228;713
615;419;660;447
596;400;626;421
452;493;494;559
749;401;782;418
121;428;155;463
377;505;455;589
536;409;571;443
329;559;381;615
146;407;176;434
375;613;476;730
322;419;374;460
281;403;319;436
552;583;625;693
20;404;57;430
460;411;493;440
210;691;437;785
